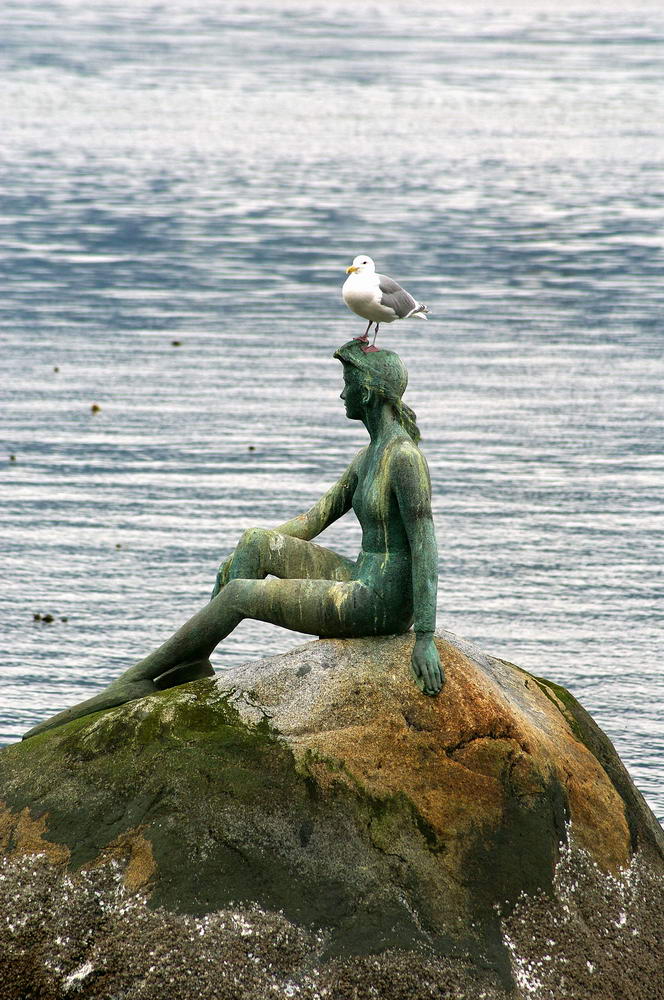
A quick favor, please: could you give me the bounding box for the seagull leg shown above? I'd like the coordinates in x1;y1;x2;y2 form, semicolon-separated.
362;323;380;353
354;321;372;343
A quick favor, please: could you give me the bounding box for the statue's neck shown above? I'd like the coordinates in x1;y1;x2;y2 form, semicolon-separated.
363;400;398;444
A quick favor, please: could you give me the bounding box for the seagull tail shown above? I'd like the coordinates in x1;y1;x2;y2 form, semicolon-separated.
406;303;429;320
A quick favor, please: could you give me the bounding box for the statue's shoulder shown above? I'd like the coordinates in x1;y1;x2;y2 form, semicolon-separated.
390;435;431;488
392;434;427;464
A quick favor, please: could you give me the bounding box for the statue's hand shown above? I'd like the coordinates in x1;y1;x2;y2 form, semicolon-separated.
411;634;444;697
210;553;234;600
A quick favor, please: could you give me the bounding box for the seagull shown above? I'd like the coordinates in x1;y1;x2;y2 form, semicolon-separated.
342;255;429;352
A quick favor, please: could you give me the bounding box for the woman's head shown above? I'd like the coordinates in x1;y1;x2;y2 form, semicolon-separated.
334;340;421;443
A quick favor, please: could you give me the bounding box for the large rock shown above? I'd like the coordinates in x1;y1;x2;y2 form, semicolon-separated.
1;631;663;1000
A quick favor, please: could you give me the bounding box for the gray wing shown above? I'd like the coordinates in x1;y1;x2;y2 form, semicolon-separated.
378;274;419;318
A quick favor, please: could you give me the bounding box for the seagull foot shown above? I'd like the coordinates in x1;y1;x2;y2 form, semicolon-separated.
361;344;380;353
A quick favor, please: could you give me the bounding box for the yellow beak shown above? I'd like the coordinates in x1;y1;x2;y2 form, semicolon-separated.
346;265;359;274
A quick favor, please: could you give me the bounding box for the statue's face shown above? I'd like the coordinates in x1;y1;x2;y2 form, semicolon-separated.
340;369;364;420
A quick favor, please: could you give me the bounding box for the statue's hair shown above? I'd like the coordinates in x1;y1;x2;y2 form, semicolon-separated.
333;340;421;444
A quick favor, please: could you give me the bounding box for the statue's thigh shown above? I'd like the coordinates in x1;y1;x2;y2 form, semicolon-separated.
255;530;355;583
232;577;388;638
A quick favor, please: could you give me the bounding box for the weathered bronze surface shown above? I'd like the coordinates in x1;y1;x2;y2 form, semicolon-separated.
24;341;443;739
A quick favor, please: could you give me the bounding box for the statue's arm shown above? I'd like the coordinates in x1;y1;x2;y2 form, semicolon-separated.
393;444;443;695
394;444;437;633
275;452;362;541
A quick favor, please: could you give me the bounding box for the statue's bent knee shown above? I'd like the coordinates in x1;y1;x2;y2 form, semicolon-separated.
237;526;271;552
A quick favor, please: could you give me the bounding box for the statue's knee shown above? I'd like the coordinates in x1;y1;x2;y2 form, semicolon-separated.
237;527;270;553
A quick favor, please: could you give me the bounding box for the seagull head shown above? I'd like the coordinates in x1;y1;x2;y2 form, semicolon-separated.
346;255;376;275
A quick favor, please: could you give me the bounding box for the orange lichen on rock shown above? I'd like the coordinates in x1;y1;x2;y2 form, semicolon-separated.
85;826;157;891
0;801;70;864
270;635;631;875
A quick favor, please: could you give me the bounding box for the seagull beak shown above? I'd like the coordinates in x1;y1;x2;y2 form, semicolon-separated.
346;265;359;274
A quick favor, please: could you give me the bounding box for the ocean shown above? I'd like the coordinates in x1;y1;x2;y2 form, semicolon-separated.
1;0;662;822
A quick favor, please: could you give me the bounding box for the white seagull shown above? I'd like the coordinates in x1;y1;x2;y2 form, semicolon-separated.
342;254;429;352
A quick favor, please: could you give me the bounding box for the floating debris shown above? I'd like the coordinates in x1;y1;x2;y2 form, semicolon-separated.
91;404;101;414
9;454;16;462
248;446;256;452
171;340;182;347
53;366;60;372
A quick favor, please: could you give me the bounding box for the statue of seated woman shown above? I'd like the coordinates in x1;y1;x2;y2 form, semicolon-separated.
25;340;444;739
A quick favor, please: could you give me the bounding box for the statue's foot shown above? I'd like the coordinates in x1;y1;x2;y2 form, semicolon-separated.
22;676;158;741
154;658;214;690
23;659;217;741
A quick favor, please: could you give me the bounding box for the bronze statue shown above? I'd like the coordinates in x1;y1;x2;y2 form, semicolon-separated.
24;341;443;739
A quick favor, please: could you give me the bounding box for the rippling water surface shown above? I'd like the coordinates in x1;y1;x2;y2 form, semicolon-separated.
1;0;663;822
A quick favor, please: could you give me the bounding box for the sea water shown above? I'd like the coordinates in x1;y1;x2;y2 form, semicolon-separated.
1;0;662;823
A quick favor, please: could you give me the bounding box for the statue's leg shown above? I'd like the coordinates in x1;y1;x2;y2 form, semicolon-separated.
178;531;353;690
229;528;355;583
121;531;361;685
211;528;354;598
23;534;357;739
24;575;395;739
118;575;394;685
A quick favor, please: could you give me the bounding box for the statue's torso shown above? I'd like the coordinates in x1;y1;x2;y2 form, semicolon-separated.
350;434;418;603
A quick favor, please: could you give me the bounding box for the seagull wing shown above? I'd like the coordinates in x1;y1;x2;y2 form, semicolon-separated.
378;274;420;318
